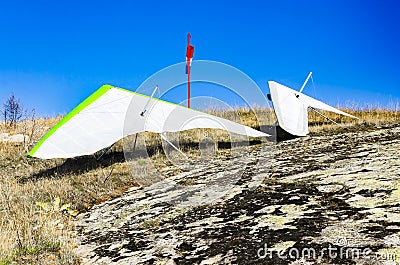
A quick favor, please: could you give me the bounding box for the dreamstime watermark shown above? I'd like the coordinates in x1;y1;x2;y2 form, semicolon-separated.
257;238;398;262
122;60;276;207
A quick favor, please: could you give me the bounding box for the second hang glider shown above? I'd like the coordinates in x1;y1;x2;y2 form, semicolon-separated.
28;85;269;159
268;72;358;138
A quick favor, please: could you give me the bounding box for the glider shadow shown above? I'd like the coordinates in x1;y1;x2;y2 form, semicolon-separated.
24;139;267;183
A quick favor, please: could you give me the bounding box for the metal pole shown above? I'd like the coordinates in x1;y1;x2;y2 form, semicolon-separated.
140;85;158;116
299;71;313;93
309;107;340;126
160;133;188;159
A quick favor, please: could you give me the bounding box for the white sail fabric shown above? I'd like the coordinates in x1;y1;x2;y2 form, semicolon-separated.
268;81;309;136
268;81;357;136
29;85;269;159
299;92;357;118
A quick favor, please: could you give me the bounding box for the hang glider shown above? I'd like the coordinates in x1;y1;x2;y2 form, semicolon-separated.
268;73;357;137
28;85;269;159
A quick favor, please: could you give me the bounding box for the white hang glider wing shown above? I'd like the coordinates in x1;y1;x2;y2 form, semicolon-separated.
28;85;269;159
268;80;357;137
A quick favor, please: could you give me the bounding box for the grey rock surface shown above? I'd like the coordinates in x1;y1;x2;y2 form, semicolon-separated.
76;125;400;264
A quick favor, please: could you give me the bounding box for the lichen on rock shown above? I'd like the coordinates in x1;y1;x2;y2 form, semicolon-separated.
76;125;400;264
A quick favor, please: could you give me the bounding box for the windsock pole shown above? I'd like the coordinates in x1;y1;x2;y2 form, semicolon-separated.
188;57;191;108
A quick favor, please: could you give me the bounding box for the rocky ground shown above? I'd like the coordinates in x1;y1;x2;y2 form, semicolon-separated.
75;125;400;265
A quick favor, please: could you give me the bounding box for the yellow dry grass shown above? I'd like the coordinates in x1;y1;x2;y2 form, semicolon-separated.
0;108;399;264
0;118;138;264
307;108;400;134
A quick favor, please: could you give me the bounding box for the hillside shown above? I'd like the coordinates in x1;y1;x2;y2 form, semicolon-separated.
0;109;399;264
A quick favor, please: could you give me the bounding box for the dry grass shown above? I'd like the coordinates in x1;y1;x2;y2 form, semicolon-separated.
0;118;138;264
307;108;400;134
0;107;399;264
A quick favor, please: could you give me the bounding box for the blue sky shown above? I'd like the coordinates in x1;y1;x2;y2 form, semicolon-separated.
0;0;399;116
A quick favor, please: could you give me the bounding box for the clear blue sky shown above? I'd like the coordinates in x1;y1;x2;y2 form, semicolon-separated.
0;0;399;116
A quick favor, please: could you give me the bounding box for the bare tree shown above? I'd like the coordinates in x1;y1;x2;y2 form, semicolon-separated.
2;93;25;127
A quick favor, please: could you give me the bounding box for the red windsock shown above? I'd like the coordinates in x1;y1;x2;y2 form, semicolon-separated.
186;33;194;74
